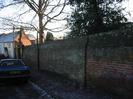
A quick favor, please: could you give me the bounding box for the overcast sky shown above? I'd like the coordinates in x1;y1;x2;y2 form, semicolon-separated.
0;0;71;38
0;0;133;37
122;0;133;21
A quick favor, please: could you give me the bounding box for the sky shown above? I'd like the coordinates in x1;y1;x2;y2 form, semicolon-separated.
0;0;133;37
0;0;71;38
122;0;133;21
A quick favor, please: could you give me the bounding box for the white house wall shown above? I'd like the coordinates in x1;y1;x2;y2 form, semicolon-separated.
0;43;4;54
8;43;14;58
3;42;14;58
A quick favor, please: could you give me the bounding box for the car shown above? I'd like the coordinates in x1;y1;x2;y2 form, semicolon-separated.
0;54;6;60
0;59;30;83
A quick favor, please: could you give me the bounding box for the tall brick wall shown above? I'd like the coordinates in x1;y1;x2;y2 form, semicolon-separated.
87;47;133;96
23;38;86;84
23;38;133;97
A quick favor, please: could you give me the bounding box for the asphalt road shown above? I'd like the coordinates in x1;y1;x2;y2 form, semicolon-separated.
0;80;117;99
0;81;53;99
0;71;125;99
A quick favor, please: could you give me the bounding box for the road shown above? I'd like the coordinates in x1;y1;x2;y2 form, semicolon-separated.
0;80;119;99
0;71;122;99
0;81;54;99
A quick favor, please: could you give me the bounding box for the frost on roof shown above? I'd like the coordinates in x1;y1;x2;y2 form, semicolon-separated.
0;31;19;43
27;34;36;40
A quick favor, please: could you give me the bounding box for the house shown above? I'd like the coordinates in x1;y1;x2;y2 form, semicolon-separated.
0;30;32;59
27;34;36;44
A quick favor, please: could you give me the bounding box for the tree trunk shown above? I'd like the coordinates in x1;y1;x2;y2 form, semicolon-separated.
38;14;44;44
38;0;44;44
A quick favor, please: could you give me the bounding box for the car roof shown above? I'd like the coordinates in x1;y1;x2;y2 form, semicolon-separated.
0;59;22;62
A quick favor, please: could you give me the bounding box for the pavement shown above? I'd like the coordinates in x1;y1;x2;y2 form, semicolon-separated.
30;70;121;99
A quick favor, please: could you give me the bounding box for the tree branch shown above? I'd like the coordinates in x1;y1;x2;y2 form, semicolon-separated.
0;17;38;31
45;24;69;33
0;1;23;8
24;0;38;13
41;0;49;13
43;0;67;28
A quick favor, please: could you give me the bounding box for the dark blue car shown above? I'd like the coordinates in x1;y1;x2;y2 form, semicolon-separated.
0;59;30;83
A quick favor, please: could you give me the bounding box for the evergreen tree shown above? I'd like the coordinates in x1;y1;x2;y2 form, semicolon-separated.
46;32;54;41
68;0;127;38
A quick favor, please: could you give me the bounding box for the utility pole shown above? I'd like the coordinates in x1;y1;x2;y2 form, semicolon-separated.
84;36;89;87
37;32;40;71
13;26;16;59
18;27;23;59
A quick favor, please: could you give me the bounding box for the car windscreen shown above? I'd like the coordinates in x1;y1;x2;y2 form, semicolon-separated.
0;60;25;66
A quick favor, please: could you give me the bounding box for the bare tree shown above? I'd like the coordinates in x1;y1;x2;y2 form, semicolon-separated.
0;0;68;43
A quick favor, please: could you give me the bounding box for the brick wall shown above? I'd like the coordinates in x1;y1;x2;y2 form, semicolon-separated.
23;38;133;97
87;47;133;96
23;38;86;84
